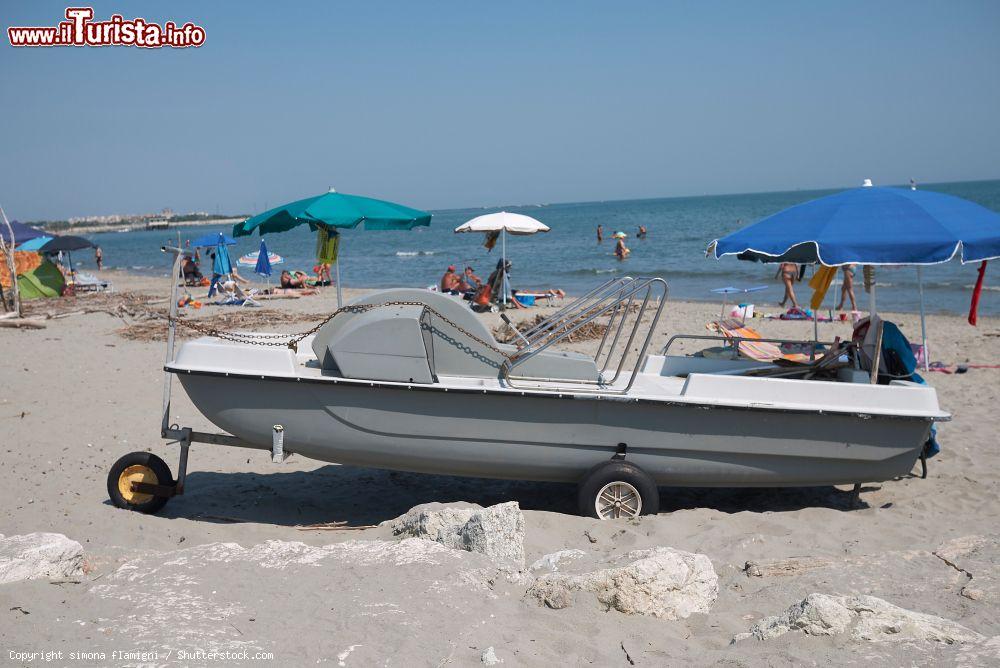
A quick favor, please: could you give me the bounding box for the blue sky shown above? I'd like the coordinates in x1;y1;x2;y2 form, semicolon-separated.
2;1;999;219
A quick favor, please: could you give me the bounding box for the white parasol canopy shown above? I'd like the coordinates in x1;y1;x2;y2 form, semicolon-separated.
455;212;549;307
454;211;550;235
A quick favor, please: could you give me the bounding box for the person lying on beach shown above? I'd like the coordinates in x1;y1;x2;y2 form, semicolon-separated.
440;265;462;294
510;288;566;308
230;266;250;285
280;270;310;289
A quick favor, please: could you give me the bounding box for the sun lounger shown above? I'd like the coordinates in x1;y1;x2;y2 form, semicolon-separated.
709;319;811;363
72;272;113;293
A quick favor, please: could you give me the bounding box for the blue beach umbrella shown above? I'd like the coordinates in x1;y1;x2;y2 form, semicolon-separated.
254;240;273;277
212;242;232;276
708;186;1000;266
15;235;54;251
0;220;47;245
708;183;1000;367
191;232;236;248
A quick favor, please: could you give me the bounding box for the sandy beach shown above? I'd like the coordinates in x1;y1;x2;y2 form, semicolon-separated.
0;271;997;666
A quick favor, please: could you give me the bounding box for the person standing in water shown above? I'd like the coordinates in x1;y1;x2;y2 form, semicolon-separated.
836;264;858;311
636;225;647;239
596;225;603;243
94;246;103;271
615;236;630;260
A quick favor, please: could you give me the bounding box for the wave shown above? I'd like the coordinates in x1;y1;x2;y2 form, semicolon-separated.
395;250;437;257
563;267;621;276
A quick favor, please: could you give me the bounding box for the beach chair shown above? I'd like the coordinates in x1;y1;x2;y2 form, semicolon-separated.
72;272;113;293
709;319;811;363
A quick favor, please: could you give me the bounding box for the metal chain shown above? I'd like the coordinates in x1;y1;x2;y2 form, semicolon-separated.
167;300;511;357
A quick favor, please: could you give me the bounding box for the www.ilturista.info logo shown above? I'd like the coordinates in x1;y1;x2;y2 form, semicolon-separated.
8;7;205;48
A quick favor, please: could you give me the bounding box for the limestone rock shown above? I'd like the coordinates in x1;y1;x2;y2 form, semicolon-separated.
389;502;525;568
734;593;982;645
527;547;717;619
0;533;84;584
481;646;503;665
935;535;1000;603
529;549;586;573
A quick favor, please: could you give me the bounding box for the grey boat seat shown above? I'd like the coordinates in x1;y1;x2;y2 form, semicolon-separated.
311;288;600;383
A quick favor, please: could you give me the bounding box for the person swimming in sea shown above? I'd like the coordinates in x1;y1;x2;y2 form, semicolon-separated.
596;225;603;243
636;225;647;239
614;236;630;260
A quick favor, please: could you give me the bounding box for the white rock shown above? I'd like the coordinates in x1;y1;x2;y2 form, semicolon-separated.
481;646;502;665
390;502;525;568
529;549;587;573
0;533;84;584
527;547;718;619
735;593;983;644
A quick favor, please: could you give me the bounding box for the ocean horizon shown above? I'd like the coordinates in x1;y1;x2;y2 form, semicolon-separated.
80;179;999;317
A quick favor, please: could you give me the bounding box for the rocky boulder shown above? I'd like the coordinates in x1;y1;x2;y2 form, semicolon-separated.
389;502;525;568
527;547;718;619
0;533;85;585
734;593;982;644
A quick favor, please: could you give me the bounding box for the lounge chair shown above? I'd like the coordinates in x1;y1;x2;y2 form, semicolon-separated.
709;319;811;363
72;272;113;293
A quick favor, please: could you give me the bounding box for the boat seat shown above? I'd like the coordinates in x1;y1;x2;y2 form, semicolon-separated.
311;288;600;382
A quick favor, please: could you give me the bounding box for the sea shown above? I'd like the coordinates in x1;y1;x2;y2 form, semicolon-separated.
82;179;1000;316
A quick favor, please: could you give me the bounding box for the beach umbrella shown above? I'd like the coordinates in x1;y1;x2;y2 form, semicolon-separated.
0;220;47;245
15;235;54;251
454;212;550;306
234;188;432;306
212;242;233;276
37;235;95;282
711;285;768;320
237;248;284;274
708;181;1000;367
191;232;236;247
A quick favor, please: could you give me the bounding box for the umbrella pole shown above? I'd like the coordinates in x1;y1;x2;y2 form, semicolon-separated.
335;256;342;308
867;265;877;319
502;228;507;307
917;266;928;371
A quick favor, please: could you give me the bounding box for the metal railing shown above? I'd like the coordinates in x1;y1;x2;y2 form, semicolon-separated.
660;333;838;361
499;276;668;394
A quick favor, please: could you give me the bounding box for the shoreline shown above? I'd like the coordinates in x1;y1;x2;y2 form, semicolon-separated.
95;266;991;319
38;217;245;236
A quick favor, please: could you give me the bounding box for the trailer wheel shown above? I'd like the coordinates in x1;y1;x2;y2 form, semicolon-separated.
577;460;659;520
107;452;173;514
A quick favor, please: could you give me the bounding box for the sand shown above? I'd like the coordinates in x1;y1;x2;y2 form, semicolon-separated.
1;269;998;666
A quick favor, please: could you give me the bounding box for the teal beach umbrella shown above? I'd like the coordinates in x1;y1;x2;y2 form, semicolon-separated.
233;188;432;305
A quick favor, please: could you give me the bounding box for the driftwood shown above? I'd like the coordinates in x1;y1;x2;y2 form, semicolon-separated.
295;521;377;532
0;318;46;329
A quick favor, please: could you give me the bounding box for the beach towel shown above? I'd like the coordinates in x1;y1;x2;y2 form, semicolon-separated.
969;260;987;326
808;265;837;311
709;319;811;363
316;226;340;264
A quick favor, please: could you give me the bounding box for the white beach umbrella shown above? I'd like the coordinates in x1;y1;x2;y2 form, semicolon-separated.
455;212;550;305
454;211;550;236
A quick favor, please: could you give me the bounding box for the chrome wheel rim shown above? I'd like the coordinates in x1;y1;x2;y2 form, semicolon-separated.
595;481;642;519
